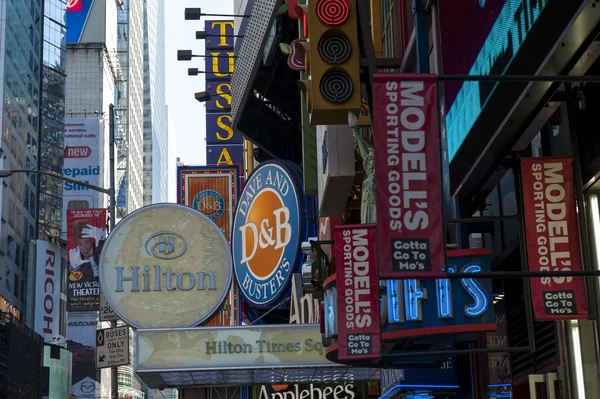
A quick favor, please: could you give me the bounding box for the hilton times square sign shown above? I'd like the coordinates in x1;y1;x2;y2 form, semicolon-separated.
100;203;233;329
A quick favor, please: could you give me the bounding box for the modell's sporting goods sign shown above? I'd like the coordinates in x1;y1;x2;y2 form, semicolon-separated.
521;157;588;320
335;224;381;361
373;74;445;279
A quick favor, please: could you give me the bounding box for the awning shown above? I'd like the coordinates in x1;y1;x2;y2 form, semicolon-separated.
135;324;380;389
230;0;303;163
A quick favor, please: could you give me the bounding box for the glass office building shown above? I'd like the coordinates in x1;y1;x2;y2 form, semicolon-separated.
142;0;168;205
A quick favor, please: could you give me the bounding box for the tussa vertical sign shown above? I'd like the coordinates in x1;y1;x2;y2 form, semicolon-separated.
334;224;381;361
373;74;446;279
521;157;588;320
204;20;244;173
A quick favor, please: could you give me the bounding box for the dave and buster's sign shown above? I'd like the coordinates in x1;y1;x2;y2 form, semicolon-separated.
373;74;445;279
232;161;312;307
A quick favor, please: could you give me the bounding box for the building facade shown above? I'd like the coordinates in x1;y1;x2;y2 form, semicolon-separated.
116;0;144;217
0;0;44;318
142;0;168;205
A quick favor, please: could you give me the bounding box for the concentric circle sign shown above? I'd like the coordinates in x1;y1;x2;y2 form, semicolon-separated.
232;161;305;307
99;203;232;329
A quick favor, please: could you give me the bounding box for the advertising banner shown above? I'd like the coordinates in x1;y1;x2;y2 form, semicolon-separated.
67;208;107;311
34;240;62;342
521;157;589;320
62;118;105;235
66;313;103;398
334;224;381;361
381;249;495;339
373;74;445;279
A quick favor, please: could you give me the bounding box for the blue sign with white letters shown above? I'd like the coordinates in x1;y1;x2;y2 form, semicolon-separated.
383;249;495;338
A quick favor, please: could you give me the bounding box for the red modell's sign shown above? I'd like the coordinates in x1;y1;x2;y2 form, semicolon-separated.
521;157;589;320
373;74;445;279
335;224;381;361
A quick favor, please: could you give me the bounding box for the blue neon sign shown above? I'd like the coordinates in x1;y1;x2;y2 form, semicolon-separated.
446;0;550;161
383;249;495;337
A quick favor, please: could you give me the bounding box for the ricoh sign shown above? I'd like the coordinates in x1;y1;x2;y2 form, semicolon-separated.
34;240;63;342
100;204;233;328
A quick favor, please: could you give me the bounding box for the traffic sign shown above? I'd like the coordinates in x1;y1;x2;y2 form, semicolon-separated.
96;326;129;369
100;292;119;322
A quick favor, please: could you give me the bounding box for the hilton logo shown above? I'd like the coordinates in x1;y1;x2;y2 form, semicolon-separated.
145;232;187;260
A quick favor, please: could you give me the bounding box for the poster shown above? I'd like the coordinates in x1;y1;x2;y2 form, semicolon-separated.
66;313;105;398
335;224;381;361
34;240;63;342
67;208;107;311
373;74;445;279
521;157;588;320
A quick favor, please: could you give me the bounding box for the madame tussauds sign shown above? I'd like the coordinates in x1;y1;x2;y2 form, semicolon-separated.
99;203;233;328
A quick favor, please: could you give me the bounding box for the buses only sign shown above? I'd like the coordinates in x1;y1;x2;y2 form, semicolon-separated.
96;326;129;369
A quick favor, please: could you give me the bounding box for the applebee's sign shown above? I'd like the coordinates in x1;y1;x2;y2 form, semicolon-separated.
232;161;310;307
258;384;356;399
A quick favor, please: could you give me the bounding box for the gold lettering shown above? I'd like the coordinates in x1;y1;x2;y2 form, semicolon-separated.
211;52;235;77
211;21;234;47
217;148;234;165
216;115;234;140
216;83;232;108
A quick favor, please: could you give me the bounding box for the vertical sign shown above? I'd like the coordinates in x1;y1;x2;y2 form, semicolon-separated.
62;118;105;235
34;240;63;342
204;20;244;174
521;157;589;320
67;208;107;311
373;74;445;279
335;224;381;361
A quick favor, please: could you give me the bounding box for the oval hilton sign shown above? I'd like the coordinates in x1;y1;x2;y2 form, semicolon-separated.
100;203;233;328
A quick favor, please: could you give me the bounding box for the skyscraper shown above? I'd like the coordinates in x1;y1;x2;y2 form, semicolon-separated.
143;0;168;205
0;0;44;316
117;0;144;217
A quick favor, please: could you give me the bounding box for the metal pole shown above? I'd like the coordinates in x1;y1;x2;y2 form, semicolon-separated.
109;104;118;399
413;0;430;73
512;154;538;365
109;104;116;232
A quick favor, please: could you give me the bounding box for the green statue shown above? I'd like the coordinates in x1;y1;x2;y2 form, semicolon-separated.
348;111;376;224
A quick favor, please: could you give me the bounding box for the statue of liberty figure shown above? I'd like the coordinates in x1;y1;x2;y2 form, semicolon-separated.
348;111;376;224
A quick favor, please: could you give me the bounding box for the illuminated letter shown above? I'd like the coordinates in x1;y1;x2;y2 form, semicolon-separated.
216;147;233;165
460;264;488;317
211;21;234;47
210;52;235;77
404;279;427;321
216;115;234;140
386;279;405;323
437;266;454;319
216;83;232;108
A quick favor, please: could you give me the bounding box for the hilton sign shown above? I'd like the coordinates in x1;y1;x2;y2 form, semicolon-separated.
100;204;233;329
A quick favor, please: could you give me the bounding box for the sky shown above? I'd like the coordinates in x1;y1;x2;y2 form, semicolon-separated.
165;0;234;167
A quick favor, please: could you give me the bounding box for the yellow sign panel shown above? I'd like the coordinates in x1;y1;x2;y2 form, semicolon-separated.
136;324;334;370
99;204;233;329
